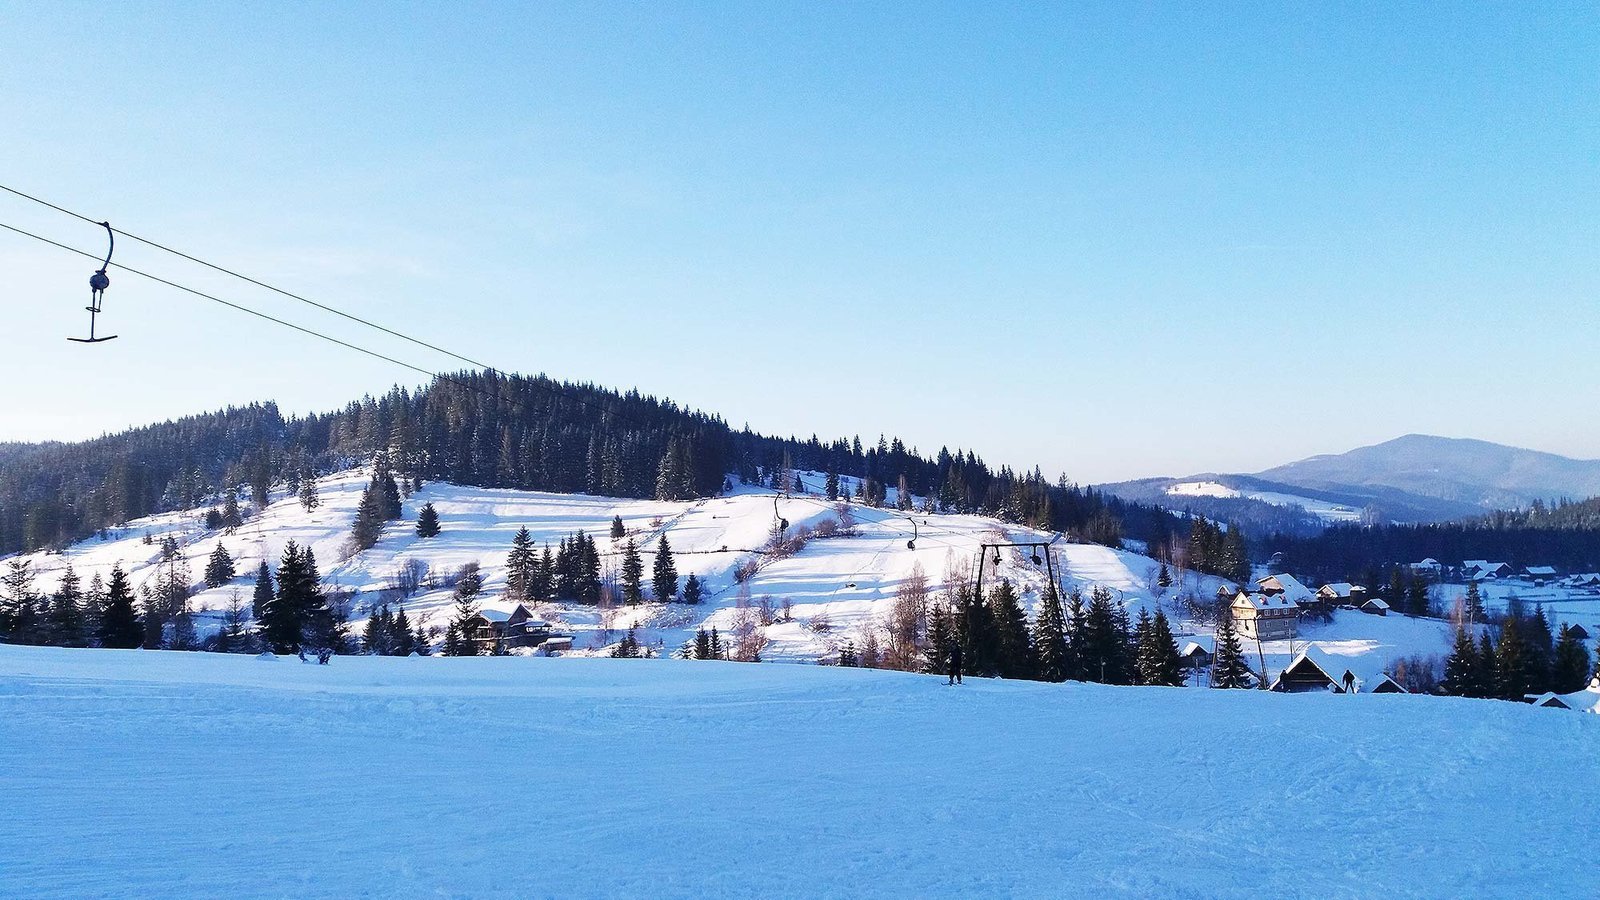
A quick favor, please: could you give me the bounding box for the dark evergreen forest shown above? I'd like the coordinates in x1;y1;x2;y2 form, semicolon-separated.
0;371;1193;562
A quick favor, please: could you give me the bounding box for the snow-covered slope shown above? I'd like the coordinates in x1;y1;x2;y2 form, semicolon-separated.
10;467;1238;662
1;645;1595;899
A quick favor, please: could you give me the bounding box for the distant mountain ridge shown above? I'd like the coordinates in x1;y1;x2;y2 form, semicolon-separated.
1103;435;1600;529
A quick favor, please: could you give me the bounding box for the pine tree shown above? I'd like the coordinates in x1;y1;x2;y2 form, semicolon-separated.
1464;582;1485;624
957;584;998;677
693;627;713;660
1495;618;1529;701
611;627;641;658
298;475;320;512
445;589;483;657
1157;563;1172;589
505;527;536;602
391;606;416;655
682;573;703;605
652;535;678;602
825;471;840;502
1475;631;1498;699
1063;589;1087;681
1441;627;1481;697
1031;588;1069;682
351;487;384;551
1551;624;1591;694
1523;605;1555;694
97;565;143;649
1133;608;1156;685
204;544;235;588
709;626;722;659
364;606;394;655
250;562;274;621
222;488;242;530
48;565;86;647
610;515;626;540
1211;611;1250;689
990;580;1033;679
415;503;441;538
1081;586;1121;684
1406;578;1430;617
620;539;644;605
1148;611;1183;686
924;602;953;674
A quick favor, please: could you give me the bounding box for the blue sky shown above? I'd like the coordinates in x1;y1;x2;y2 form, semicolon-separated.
1;2;1595;482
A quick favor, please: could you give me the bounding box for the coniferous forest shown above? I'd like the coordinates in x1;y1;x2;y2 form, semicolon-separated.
0;371;1188;559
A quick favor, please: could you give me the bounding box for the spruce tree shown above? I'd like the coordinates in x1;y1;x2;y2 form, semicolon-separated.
1211;611;1250;689
1495;619;1529;701
1063;589;1087;681
1475;631;1498;699
620;539;644;605
693;627;712;660
1442;627;1480;697
96;565;143;649
682;573;703;605
1149;611;1183;686
1523;605;1554;694
1031;588;1069;682
1464;582;1485;624
204;544;235;589
505;527;536;602
351;487;384;551
415;503;441;538
990;580;1033;679
1133;608;1156;685
298;474;320;512
652;534;678;602
1157;563;1172;589
610;515;626;540
825;471;840;501
48;565;86;647
1551;625;1591;694
957;584;998;677
250;561;274;622
391;606;416;655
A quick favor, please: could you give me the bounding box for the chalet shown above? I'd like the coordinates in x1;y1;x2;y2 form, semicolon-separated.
1523;566;1558;583
1409;558;1443;578
1359;597;1390;617
1566;624;1591;641
1230;591;1299;642
1527;693;1572;709
1256;573;1317;607
1564;573;1600;589
464;604;569;652
1178;637;1213;668
1270;646;1407;694
1463;560;1511;581
1315;582;1368;608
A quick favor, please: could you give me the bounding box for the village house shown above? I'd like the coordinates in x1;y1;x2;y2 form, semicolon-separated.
1178;637;1213;669
1522;565;1558;585
1463;560;1511;581
1230;591;1299;642
1409;558;1443;578
1315;582;1368;609
1359;597;1390;617
1270;646;1407;694
463;604;569;653
1256;573;1317;606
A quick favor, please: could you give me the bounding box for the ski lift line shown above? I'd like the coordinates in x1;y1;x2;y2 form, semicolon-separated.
0;220;711;482
0;183;493;372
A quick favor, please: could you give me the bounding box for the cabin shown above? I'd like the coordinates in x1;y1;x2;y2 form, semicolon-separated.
1463;560;1511;581
1359;597;1390;617
464;604;569;652
1566;624;1591;641
1316;582;1367;608
1178;637;1213;668
1527;692;1572;709
1270;646;1407;694
1522;565;1558;586
1230;591;1299;642
1565;573;1600;589
1409;558;1443;578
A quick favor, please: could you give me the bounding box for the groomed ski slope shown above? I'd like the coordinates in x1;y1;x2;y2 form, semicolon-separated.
1;645;1596;899
9;469;1236;662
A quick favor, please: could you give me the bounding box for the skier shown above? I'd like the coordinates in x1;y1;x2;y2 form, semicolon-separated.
1342;670;1355;693
946;638;963;686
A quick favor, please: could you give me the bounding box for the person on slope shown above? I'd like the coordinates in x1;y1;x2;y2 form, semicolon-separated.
946;639;963;686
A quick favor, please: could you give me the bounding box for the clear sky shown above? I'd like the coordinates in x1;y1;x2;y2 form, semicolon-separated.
1;2;1595;483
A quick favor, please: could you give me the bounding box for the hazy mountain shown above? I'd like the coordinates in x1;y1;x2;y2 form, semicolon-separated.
1258;434;1600;511
1102;435;1600;529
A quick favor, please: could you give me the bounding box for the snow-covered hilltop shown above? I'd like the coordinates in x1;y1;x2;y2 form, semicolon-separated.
6;465;1497;690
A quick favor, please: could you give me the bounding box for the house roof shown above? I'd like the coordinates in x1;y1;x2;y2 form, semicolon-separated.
475;608;512;623
1463;560;1509;573
1272;645;1407;694
1362;598;1390;610
1318;582;1360;597
1256;573;1317;604
1525;566;1558;576
1233;591;1299;611
1179;638;1214;657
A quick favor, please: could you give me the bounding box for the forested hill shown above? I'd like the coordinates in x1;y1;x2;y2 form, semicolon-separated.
0;371;1174;557
1261;496;1600;583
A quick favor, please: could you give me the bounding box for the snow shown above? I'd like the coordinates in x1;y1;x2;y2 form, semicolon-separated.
1165;481;1365;523
1;645;1596;898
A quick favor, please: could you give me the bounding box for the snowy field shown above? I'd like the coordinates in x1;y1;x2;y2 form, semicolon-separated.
8;468;1232;663
1166;480;1364;523
1;645;1596;899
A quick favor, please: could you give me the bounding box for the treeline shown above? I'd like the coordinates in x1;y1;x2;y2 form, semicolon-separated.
1441;604;1597;700
1260;504;1600;583
0;371;1201;559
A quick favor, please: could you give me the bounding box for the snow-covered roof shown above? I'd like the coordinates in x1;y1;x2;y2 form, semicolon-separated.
1257;573;1317;604
1463;560;1509;574
1362;598;1390;611
475;608;511;623
1524;566;1557;577
1179;638;1214;658
1273;645;1406;694
1317;582;1360;598
1234;591;1299;611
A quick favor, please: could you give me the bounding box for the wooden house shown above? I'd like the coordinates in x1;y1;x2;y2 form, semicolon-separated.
1315;582;1368;609
1359;597;1390;617
1270;647;1407;694
1230;591;1299;642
